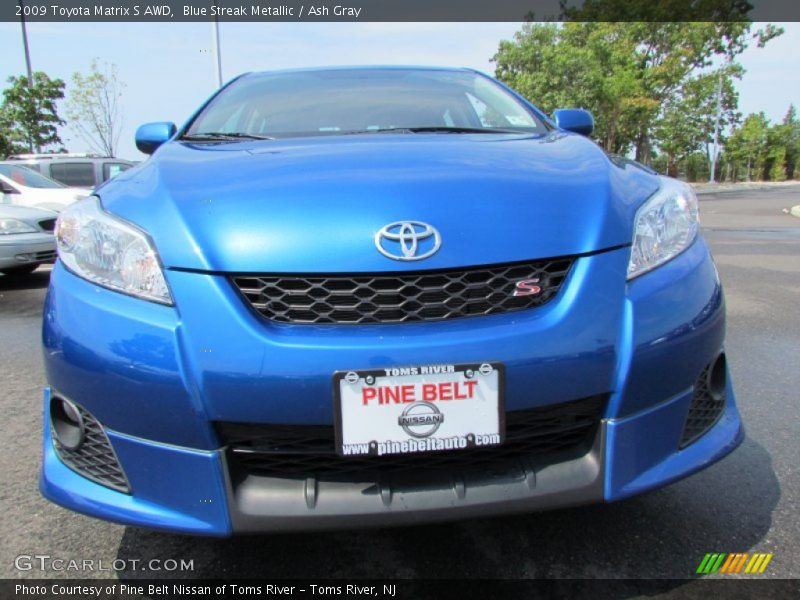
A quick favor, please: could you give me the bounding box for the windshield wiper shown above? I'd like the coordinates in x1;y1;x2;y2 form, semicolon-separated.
181;132;275;141
407;126;523;134
343;126;524;135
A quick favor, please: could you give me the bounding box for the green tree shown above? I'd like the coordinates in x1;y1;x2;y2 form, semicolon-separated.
617;22;755;163
653;66;740;177
778;105;799;179
726;112;770;181
684;151;711;182
493;22;650;155
493;21;782;167
649;152;668;175
65;59;125;157
0;119;19;158
765;125;787;181
0;72;65;154
766;146;787;181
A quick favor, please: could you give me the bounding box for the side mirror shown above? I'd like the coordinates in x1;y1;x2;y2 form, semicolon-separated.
553;109;594;137
135;122;177;155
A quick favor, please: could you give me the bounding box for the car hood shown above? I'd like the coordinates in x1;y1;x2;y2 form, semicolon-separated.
19;186;87;197
11;186;90;210
0;203;58;220
100;133;659;273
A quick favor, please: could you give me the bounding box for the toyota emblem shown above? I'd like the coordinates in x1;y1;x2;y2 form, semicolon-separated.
374;221;441;261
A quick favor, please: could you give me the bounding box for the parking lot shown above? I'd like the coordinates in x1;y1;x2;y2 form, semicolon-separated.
1;187;798;582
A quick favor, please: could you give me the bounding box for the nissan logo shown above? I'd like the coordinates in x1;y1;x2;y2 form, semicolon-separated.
374;221;441;261
398;402;444;438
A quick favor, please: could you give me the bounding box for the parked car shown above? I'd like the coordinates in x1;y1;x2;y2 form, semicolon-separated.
0;164;89;212
0;204;57;276
2;154;135;189
40;67;741;536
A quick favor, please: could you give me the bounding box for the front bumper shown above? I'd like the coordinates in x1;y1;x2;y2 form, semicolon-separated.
40;239;743;535
0;232;55;270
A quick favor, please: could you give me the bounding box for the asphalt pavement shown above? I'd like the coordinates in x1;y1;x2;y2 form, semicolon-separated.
0;187;798;586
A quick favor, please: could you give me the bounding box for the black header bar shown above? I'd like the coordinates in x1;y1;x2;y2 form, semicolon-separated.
3;0;800;23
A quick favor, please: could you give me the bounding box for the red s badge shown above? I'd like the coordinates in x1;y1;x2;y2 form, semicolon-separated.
513;278;542;297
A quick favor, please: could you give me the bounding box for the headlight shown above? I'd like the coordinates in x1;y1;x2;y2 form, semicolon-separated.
0;219;37;235
627;178;699;280
55;197;172;304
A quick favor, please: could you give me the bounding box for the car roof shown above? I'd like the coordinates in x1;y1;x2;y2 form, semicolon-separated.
243;65;480;78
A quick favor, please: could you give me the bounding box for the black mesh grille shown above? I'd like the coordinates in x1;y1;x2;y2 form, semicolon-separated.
33;250;57;262
231;258;573;325
218;395;606;482
52;404;130;494
680;360;726;449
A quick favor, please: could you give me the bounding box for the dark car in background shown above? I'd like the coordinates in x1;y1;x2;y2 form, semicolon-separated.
1;154;135;189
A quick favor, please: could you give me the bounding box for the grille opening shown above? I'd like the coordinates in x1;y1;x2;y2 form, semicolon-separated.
231;258;574;325
38;218;57;232
50;396;85;451
680;354;727;449
217;394;607;484
707;353;727;402
50;396;130;494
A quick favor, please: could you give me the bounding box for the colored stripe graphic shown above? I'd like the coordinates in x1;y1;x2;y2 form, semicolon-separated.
745;553;773;574
731;554;748;573
697;553;726;574
720;554;737;573
698;553;773;575
739;553;751;573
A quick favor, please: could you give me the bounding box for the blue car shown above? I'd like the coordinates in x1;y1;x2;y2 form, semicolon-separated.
40;67;742;535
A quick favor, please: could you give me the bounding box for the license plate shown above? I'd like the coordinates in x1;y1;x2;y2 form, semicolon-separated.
333;362;504;457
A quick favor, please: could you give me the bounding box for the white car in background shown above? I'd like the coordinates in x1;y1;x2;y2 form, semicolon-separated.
0;164;89;212
0;204;57;276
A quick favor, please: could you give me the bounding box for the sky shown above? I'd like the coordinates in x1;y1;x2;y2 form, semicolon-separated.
0;21;798;160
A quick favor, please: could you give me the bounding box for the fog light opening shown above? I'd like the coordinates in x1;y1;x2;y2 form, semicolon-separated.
50;396;85;451
706;353;727;403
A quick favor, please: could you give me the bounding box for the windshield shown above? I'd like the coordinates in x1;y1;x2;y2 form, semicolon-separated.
184;69;547;139
0;164;66;189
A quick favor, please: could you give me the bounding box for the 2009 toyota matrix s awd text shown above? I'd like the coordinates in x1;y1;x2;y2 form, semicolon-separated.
39;66;742;535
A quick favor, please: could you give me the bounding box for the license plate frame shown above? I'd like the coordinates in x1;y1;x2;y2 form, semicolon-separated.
332;362;505;458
